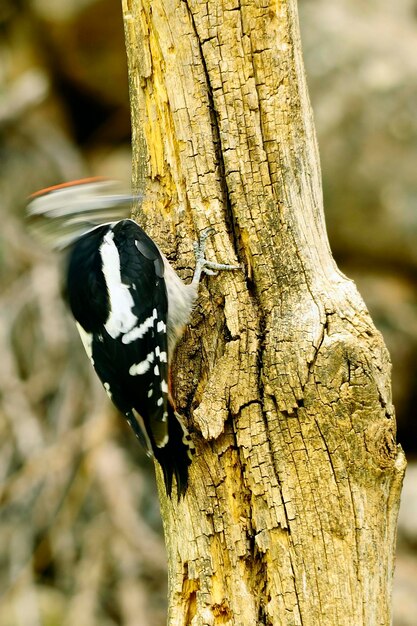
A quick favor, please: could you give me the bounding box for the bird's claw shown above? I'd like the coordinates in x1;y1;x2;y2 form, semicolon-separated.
191;227;241;285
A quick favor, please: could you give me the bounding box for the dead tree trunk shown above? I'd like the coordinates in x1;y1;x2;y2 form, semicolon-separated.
121;0;405;624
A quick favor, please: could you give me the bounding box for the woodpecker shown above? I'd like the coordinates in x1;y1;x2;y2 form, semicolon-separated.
27;179;240;497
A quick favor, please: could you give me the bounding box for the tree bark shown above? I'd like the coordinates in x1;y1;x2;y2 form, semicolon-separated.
121;1;406;624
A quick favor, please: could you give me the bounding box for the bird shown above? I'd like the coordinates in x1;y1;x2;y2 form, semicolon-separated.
27;178;240;497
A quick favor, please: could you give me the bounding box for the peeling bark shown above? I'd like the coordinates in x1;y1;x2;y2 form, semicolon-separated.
121;0;405;624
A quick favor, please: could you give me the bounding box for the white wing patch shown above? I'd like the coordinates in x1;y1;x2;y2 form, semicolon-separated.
156;320;166;333
100;230;138;339
155;346;167;362
129;352;155;376
122;308;157;344
76;322;94;365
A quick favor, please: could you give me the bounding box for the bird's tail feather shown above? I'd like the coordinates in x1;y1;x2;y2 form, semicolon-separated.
153;403;194;498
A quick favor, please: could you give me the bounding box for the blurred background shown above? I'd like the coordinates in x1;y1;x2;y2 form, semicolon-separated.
0;0;415;624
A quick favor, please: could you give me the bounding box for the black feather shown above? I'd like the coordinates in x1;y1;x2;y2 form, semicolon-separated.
65;219;192;496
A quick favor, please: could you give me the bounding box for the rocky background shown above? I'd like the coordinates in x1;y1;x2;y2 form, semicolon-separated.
0;0;415;624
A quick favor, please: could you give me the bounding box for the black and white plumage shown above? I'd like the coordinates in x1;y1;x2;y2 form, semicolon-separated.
27;179;240;497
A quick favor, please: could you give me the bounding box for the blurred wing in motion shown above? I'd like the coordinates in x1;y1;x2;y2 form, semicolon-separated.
27;178;141;250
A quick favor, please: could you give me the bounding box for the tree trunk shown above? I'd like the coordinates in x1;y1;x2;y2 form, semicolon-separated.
121;1;406;624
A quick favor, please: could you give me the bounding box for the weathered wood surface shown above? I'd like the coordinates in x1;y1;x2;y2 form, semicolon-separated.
122;1;406;623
